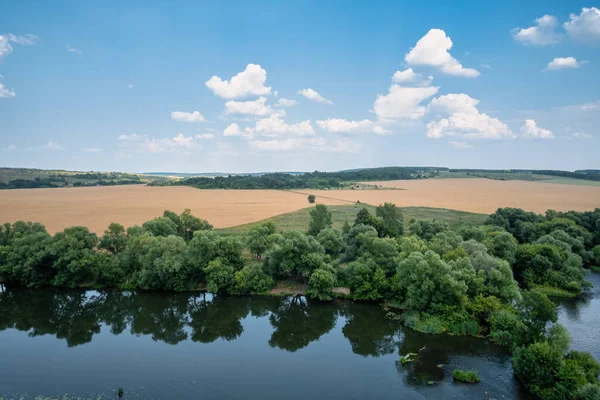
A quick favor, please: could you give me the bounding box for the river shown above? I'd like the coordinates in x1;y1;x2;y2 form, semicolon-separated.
0;273;598;400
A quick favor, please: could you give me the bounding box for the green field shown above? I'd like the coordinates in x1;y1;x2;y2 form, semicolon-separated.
219;204;488;236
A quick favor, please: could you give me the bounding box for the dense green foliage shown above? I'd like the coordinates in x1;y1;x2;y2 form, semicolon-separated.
0;169;148;189
453;370;480;383
152;167;442;189
1;204;599;397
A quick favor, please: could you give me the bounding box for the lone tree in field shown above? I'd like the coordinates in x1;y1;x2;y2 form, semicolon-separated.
307;194;316;203
308;204;333;236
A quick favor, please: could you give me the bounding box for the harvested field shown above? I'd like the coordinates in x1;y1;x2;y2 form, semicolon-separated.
0;186;346;234
308;178;600;214
1;178;598;234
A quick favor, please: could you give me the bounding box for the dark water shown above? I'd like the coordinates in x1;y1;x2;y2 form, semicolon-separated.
1;273;598;400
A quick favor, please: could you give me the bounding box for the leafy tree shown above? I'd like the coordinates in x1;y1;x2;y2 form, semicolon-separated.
375;202;404;238
428;231;462;255
131;235;189;291
99;223;127;254
142;216;178;237
345;260;388;301
187;230;244;284
231;263;274;295
308;204;332;236
457;225;486;242
342;223;378;261
485;231;518;265
307;268;336;301
517;290;558;343
180;208;212;240
247;222;276;260
408;219;449;241
205;259;236;294
307;194;316;204
395;251;467;311
264;230;325;280
316;228;344;257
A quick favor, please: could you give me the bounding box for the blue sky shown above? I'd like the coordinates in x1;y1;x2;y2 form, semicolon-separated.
1;0;599;173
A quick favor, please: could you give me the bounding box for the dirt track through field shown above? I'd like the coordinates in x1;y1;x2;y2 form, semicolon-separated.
0;178;598;234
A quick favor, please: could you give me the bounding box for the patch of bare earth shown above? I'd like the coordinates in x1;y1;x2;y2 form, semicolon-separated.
269;282;308;295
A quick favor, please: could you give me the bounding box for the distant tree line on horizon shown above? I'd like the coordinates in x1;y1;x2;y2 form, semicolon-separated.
1;205;600;398
152;167;444;190
449;169;600;182
0;172;144;190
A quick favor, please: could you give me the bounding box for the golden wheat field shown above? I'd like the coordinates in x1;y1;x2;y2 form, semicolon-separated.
0;178;599;234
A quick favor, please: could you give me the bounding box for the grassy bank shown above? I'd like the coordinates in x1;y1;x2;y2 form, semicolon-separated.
219;205;488;236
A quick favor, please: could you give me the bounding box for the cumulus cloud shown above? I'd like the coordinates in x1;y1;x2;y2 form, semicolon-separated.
373;84;439;121
512;15;563;45
564;7;600;44
426;93;513;140
66;45;83;55
83;147;103;153
0;82;16;98
317;118;390;135
520;119;553;139
196;133;215;140
46;140;64;150
118;133;200;152
544;57;586;71
298;88;333;104
224;115;315;140
275;98;298;107
205;64;271;99
405;29;480;77
224;97;275;117
171;110;205;122
392;68;434;86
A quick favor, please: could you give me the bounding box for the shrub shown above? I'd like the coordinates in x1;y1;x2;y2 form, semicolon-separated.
453;370;480;383
306;268;336;301
307;194;316;203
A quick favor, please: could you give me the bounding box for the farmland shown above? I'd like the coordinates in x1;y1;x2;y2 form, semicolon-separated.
0;177;598;234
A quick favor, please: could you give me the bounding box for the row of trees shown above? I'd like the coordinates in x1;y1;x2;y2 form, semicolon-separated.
152;167;442;190
0;171;144;190
1;205;599;398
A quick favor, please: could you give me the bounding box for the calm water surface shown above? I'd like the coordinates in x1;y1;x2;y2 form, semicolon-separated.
1;274;598;399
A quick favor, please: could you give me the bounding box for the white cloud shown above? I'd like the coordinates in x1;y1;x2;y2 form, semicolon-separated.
392;68;434;86
426;93;513;139
520;119;553;139
195;133;215;140
0;82;16;98
171;111;205;122
405;29;480;77
298;88;333;104
564;7;600;44
373;84;439;121
83;147;103;153
205;63;271;99
481;64;492;69
66;45;83;55
8;34;38;45
450;141;472;149
249;138;325;152
118;133;200;152
273;90;279;97
223;123;250;138
46;141;64;150
0;35;14;61
250;115;315;137
317;118;390;135
512;15;563;46
579;101;600;111
275;98;298;107
545;57;586;70
224;96;275;116
571;132;592;139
